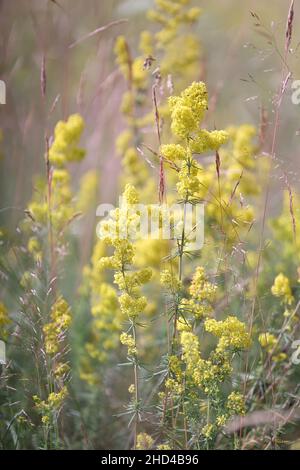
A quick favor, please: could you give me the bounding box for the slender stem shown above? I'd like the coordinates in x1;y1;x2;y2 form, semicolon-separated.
121;267;139;449
132;322;139;450
206;399;210;450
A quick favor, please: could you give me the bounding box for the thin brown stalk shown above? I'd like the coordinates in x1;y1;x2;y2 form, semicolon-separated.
285;0;295;53
40;54;46;99
284;172;297;241
68;19;128;49
152;83;165;204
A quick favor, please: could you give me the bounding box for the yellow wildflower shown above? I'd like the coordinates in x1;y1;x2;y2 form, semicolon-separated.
169;82;208;138
271;273;294;305
204;316;251;352
49;114;85;167
43;297;72;355
160;143;186;162
258;332;277;350
0;302;11;339
136;433;154;450
227;391;246;416
120;332;137;356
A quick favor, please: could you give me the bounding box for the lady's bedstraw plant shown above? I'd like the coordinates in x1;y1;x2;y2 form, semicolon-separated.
20;114;86;448
97;184;152;449
153;82;252;449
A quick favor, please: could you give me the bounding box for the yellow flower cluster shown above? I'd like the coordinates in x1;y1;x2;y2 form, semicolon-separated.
190;129;230;154
179;267;217;320
148;0;202;78
81;239;125;382
27;236;42;261
99;185;149;265
115;268;152;292
258;332;277;349
165;377;184;394
43;297;72;355
119;293;148;320
128;383;135;394
258;332;287;363
204;316;251;352
85;283;122;366
271;191;300;271
49;114;85;167
98;186;151;363
216;414;228;427
178;327;234;398
120;332;137;357
160;268;182;292
136;432;154;450
169;82;208;138
157;443;171;450
116;130;133;156
180;330;201;367
114;36;130;80
192;351;233;394
123;183;139;205
0;302;11;339
164;82;229;203
202;423;214;440
176;160;201;200
98;240;135;271
189;267;217;301
26;114;86;238
226;391;246;416
228;124;257;166
169;355;183;381
26;178;48;227
134;239;170;274
139;30;153;56
76;170;99;213
33;386;68;425
160;143;186;162
54;363;70;378
114;32;155;199
148;0;201;48
271;273;294;305
115;36;148;89
98;185;140;249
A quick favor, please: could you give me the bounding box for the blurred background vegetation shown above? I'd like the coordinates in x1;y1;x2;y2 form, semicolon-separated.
1;0;300;222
